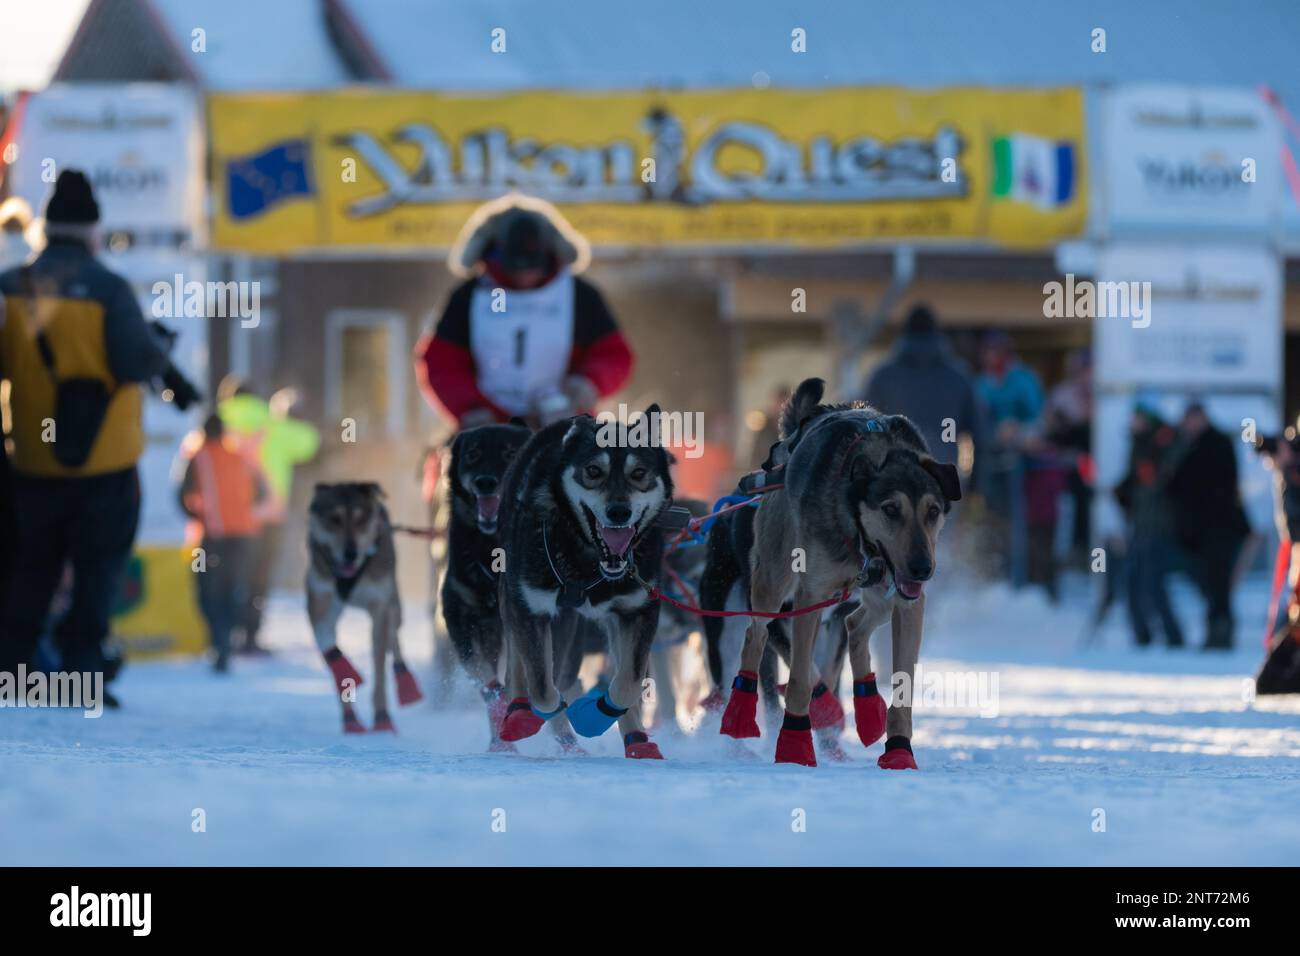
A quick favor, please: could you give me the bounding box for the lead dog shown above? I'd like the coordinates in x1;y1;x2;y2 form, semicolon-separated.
719;378;961;768
306;482;422;733
496;410;674;758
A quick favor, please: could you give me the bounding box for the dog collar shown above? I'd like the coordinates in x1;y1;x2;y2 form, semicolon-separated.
851;532;895;599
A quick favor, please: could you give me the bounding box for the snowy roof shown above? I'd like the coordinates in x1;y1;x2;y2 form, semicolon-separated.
55;0;355;90
350;0;1300;108
148;0;354;89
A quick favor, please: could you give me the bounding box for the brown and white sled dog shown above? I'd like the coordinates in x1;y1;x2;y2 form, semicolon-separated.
306;482;422;733
495;410;674;758
718;378;961;768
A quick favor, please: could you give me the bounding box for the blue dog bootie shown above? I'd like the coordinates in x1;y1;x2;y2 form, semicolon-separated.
566;686;628;738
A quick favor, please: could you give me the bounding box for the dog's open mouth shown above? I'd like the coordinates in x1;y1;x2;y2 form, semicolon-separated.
584;507;637;579
895;576;925;601
335;559;362;579
476;494;501;533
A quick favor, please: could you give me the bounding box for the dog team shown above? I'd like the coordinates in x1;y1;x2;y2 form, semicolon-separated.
306;377;961;768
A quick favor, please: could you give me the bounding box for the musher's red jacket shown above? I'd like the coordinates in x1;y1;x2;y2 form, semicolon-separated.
415;275;633;423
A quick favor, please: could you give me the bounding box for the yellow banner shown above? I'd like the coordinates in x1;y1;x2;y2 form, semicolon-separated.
111;547;208;658
210;87;1086;253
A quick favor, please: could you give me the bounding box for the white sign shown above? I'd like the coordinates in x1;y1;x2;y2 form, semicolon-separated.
10;84;203;244
1102;85;1281;236
1093;243;1281;390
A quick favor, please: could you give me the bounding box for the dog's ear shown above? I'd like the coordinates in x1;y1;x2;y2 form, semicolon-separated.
780;379;825;439
920;456;962;504
361;481;386;501
644;403;661;419
562;414;595;448
507;416;529;429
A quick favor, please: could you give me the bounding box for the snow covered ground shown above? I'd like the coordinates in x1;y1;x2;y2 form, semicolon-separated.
4;572;1298;866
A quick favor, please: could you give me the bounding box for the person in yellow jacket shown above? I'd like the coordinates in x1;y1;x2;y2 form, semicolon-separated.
217;380;319;653
179;413;269;672
0;171;170;690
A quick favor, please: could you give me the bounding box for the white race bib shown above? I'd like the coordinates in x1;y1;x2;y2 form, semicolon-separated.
469;272;575;415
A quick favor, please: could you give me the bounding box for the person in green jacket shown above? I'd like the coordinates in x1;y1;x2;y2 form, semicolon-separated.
218;379;319;653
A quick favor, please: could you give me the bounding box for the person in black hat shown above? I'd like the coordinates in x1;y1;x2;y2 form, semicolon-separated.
0;169;171;699
415;195;633;429
863;303;987;495
1165;402;1251;649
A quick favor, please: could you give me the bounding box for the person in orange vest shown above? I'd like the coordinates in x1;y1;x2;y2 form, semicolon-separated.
178;413;269;672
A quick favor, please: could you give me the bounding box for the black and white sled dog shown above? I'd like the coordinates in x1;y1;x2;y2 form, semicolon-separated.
441;421;532;751
496;409;674;759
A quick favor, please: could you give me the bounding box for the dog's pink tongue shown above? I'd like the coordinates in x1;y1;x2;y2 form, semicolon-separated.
476;494;501;522
897;578;925;599
599;525;636;557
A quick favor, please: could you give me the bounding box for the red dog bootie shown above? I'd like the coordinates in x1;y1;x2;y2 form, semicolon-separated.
774;712;817;767
878;735;917;770
393;661;423;706
341;704;366;734
624;731;664;759
853;673;887;747
499;698;545;742
808;681;845;730
719;671;761;738
324;647;363;695
371;711;396;733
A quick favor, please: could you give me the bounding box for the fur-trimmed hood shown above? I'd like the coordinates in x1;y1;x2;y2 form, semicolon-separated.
448;193;591;277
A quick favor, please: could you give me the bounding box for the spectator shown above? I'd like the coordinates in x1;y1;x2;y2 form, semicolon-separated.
178;413;269;672
0;196;34;270
975;330;1044;585
1165;403;1250;650
1115;403;1184;648
1044;349;1094;561
218;383;319;653
0;170;170;697
977;330;1043;437
864;304;986;492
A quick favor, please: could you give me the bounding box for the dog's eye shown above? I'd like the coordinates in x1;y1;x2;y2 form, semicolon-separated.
629;467;647;482
465;447;481;464
882;501;901;519
584;464;604;481
329;513;344;526
927;504;941;523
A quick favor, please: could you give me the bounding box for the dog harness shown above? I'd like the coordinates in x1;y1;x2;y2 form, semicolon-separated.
311;540;378;602
541;519;625;608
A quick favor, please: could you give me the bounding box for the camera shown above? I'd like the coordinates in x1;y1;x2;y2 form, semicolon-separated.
148;321;202;411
